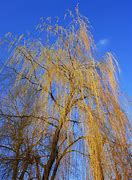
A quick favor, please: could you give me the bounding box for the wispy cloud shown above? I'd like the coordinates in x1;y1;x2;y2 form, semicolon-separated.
97;38;109;47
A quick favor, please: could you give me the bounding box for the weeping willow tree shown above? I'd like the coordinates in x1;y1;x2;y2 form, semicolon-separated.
0;9;131;180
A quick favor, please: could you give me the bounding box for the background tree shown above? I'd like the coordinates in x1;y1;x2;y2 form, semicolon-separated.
0;9;131;180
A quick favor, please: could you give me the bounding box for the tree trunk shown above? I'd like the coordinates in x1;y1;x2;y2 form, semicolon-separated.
51;159;60;180
36;162;41;179
12;150;20;180
19;162;28;180
12;159;19;180
42;126;61;180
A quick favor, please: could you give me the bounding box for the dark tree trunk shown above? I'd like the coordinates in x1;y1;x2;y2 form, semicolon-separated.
12;149;20;180
42;126;61;180
19;162;28;180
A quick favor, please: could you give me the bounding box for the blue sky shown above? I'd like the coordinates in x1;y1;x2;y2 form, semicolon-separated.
0;0;132;96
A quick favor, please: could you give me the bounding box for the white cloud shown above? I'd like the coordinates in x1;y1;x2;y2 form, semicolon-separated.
97;38;109;47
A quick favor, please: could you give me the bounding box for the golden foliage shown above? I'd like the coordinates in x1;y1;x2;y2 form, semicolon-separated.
0;10;131;180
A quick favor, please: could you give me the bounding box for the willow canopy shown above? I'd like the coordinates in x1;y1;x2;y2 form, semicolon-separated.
0;10;131;180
